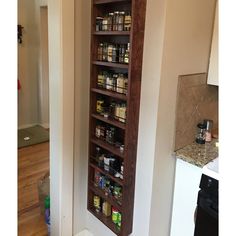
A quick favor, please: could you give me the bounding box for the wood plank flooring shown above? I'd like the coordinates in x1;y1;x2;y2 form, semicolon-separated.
18;142;49;236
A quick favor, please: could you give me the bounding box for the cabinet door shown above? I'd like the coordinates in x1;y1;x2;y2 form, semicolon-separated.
207;1;218;86
170;159;202;236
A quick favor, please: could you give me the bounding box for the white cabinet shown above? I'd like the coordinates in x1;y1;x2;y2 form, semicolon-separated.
207;1;218;86
170;159;202;236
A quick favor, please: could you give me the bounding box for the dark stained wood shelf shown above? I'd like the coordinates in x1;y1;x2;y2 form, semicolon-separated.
90;161;124;186
91;137;125;158
92;113;126;130
94;31;130;36
89;184;122;211
94;0;130;4
88;208;121;235
93;61;129;69
91;88;127;101
88;0;147;234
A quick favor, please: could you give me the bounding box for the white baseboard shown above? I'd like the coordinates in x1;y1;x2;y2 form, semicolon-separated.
74;229;93;236
40;123;50;129
18;123;50;130
18;123;39;130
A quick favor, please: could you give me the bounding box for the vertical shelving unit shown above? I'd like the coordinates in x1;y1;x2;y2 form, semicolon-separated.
88;0;147;235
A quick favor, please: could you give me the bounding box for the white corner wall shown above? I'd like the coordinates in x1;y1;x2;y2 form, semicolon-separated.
149;0;216;235
18;0;40;128
48;0;74;235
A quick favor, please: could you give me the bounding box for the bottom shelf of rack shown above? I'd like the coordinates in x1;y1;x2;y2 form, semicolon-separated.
88;207;121;235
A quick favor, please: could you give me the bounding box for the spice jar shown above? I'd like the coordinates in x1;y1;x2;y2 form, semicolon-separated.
102;201;111;217
107;44;113;62
96;98;105;114
124;12;132;31
112;73;118;91
112;44;118;63
97;72;105;88
106;74;113;90
124;43;130;64
113;11;119;31
119;44;125;63
119;103;126;123
106;127;115;144
116;74;124;93
97;43;103;61
204;119;213;142
94;195;101;212
196;123;206;144
102;43;108;61
102;15;108;31
112;207;119;224
117;11;125;31
96;17;103;31
107;13;113;31
124;75;128;95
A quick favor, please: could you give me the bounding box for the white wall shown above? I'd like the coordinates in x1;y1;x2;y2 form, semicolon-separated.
18;0;40;128
18;0;50;129
48;0;74;235
38;6;49;128
149;0;216;235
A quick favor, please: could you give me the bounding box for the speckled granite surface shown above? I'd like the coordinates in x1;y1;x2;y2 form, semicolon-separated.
175;139;219;167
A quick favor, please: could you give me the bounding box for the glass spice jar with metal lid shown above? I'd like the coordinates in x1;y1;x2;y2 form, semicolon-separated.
97;72;106;88
116;73;125;94
96;17;103;31
113;11;119;31
119;44;126;63
102;15;108;31
117;11;125;31
97;43;103;61
107;44;113;62
124;43;130;64
195;122;206;144
112;44;118;63
124;12;132;31
107;13;113;31
102;43;108;61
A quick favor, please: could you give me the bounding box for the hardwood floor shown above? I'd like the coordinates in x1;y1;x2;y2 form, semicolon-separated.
18;142;49;236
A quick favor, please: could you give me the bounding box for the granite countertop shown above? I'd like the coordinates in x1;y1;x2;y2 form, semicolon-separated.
175;139;219;168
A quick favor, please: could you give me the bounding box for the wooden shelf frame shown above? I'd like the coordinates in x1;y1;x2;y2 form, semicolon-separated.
88;0;147;235
94;0;130;5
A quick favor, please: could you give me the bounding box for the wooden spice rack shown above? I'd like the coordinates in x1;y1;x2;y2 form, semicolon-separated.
88;0;147;235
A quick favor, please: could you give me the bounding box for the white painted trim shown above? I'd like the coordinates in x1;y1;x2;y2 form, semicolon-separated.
39;0;48;7
18;123;39;130
74;229;94;236
40;123;50;129
48;0;74;235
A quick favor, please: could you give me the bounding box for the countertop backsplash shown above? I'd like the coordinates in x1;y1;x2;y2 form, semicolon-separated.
174;73;218;151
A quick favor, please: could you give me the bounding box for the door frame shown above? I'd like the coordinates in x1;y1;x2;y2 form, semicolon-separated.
40;0;75;235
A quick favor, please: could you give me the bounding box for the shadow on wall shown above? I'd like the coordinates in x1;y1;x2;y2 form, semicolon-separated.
174;73;218;150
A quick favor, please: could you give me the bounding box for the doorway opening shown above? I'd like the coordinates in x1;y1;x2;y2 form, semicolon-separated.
18;4;50;236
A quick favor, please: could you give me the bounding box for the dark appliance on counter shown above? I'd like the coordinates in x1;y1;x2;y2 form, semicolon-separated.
194;174;218;236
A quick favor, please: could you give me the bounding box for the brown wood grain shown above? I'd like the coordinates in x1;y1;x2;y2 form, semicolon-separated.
18;142;49;236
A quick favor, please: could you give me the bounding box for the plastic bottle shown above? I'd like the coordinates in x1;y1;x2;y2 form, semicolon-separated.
44;196;50;235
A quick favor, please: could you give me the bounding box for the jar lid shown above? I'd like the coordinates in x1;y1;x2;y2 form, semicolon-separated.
197;123;206;129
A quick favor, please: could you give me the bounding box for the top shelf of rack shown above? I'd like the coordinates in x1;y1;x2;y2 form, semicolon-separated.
94;0;130;5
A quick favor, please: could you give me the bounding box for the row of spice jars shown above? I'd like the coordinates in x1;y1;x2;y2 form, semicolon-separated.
96;98;127;123
95;123;124;151
95;146;124;179
96;11;132;32
93;195;122;228
97;42;130;64
98;71;128;95
94;170;123;200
